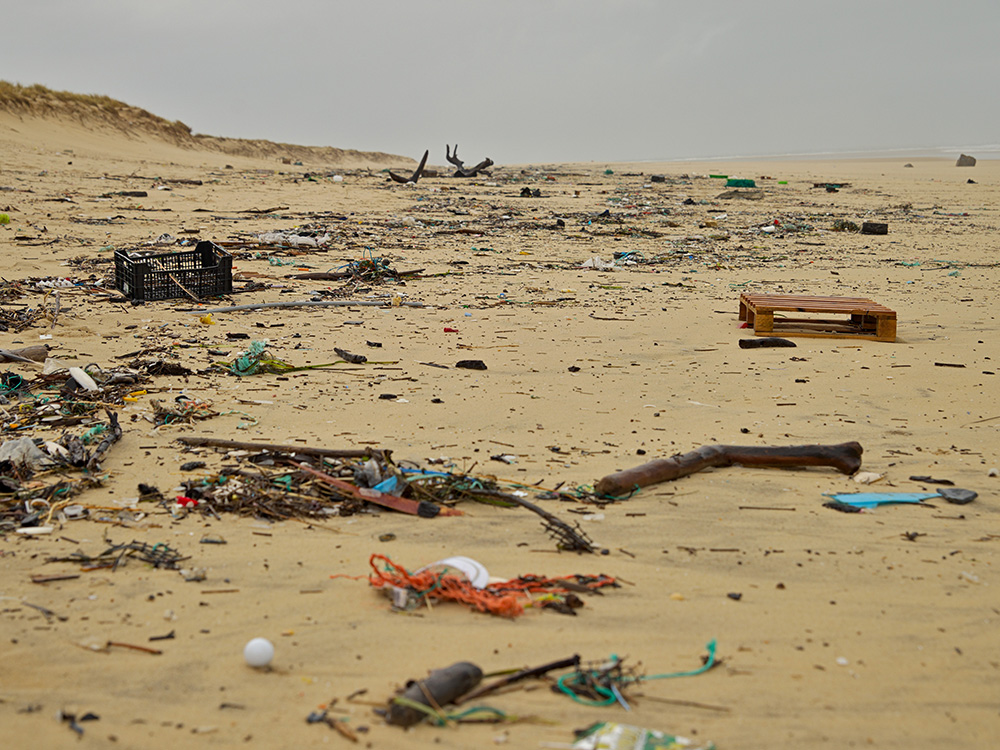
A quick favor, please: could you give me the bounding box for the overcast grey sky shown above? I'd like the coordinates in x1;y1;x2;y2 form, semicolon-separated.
3;1;998;163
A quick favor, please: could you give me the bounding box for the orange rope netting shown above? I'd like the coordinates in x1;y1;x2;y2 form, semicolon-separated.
367;553;617;618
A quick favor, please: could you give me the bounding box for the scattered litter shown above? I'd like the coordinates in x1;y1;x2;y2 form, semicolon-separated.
386;661;483;727
366;554;618;617
852;471;884;485
570;722;714;750
243;637;275;668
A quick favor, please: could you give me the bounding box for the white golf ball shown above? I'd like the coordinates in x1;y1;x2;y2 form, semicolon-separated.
243;637;274;667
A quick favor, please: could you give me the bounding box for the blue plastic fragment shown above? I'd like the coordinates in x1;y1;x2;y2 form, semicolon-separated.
372;476;403;494
825;492;938;508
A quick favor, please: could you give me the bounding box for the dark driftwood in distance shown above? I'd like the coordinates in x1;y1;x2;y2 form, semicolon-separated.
388;149;429;184
596;442;863;497
445;144;494;177
177;436;388;461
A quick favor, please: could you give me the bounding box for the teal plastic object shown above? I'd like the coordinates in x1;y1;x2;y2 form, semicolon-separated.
825;492;937;508
725;178;756;188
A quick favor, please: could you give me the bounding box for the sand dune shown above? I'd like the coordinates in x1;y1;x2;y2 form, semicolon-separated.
0;82;410;168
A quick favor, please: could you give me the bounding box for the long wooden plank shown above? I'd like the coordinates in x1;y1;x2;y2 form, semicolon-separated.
743;299;894;314
742;302;894;316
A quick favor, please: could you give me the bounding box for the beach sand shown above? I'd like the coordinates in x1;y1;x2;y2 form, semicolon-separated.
1;105;998;749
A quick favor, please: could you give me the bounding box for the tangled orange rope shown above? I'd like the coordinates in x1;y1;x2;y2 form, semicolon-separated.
367;554;617;618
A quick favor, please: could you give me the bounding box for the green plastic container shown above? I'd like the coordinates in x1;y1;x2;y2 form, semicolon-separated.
709;174;728;179
725;178;756;188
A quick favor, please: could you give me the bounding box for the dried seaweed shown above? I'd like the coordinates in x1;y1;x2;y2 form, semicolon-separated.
47;539;187;570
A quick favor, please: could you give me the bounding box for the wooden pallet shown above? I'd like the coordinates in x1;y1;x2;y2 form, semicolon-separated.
739;293;896;342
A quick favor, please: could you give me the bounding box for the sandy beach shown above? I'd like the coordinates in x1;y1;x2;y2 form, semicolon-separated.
1;98;998;749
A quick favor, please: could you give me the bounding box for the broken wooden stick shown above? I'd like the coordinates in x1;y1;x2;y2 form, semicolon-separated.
454;655;580;705
445;144;494;177
293;461;463;518
595;442;863;497
86;411;122;472
186;299;426;314
288;269;424;281
176;436;389;462
388;149;429;184
465;488;595;553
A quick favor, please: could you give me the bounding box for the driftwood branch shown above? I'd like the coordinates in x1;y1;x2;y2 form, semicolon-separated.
454;655;580;705
87;411;123;471
186;299;426;314
388;149;429;184
445;144;494;177
595;442;863;497
465;488;595;553
176;436;389;461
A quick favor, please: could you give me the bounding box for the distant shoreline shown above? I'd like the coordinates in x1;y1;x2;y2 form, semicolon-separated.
640;144;1000;163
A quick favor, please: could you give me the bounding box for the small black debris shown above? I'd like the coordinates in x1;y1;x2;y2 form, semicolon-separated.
568;365;581;372
180;461;206;471
861;222;888;235
824;500;863;513
456;360;487;370
909;475;954;486
739;337;796;349
727;592;743;601
378;393;397;400
938;487;977;505
366;341;383;348
334;347;367;364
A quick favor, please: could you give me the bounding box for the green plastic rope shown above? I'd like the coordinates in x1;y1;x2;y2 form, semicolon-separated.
557;640;717;707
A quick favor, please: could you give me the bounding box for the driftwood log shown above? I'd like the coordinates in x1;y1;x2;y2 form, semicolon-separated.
445;144;493;177
388;149;429;184
595;442;863;497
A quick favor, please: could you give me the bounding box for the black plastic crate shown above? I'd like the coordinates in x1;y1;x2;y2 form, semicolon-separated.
114;241;232;301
